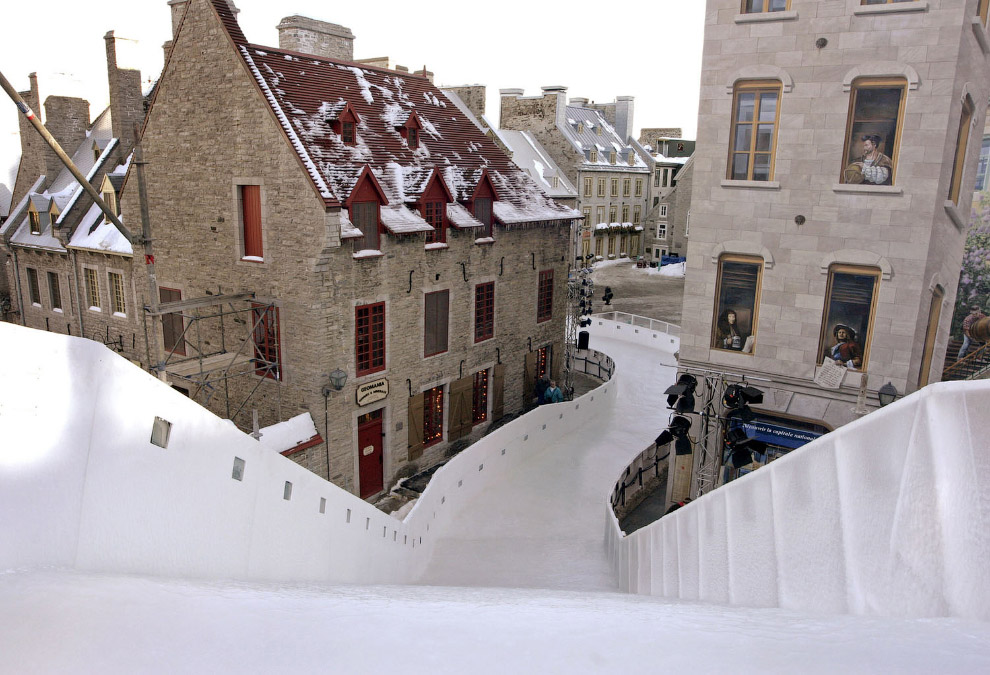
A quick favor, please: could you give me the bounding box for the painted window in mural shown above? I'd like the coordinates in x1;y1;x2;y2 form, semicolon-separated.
711;255;762;353
841;79;906;186
819;265;881;372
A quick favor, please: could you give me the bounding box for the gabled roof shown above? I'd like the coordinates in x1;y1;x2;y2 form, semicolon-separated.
561;106;648;172
208;0;578;224
492;129;579;200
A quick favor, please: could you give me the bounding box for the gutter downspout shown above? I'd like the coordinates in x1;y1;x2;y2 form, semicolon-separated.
10;248;25;326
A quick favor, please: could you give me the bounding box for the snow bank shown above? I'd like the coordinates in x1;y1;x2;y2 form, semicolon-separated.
606;377;990;620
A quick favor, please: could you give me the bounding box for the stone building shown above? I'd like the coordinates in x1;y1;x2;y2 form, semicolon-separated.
500;88;651;262
634;134;695;261
679;0;990;476
1;35;147;353
123;0;578;499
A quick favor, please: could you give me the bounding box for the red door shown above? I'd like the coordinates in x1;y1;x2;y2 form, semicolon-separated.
358;409;384;499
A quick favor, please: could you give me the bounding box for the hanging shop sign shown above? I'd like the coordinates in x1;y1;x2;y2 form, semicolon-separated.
356;378;388;406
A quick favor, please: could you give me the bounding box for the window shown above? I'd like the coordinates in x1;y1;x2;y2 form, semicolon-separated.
352;200;380;251
582;207;592;223
609;206;617;223
102;189;117;224
659;204;668;218
975;136;990;191
356;302;386;376
537;269;553;322
597;179;606;197
981;0;990;27
654;167;661;187
590;149;598;162
948;97;975;205
408;127;419;149
108;272;126;316
48;272;61;311
474;282;494;342
342;121;355;144
84;268;101;310
26;268;40;305
424;200;445;244
583;177;592;196
657;224;667;239
627;151;635;166
712;255;763;353
609;151;616;164
472;369;489;425
622;179;630;197
29;210;41;234
621;205;629;223
252;303;281;380
577;122;584;134
654;197;660;207
633;205;641;225
918;286;944;387
239;185;263;260
818;265;881;372
610;178;619;197
728;81;781;181
474;197;493;238
608;236;616;256
595;236;604;257
635;179;643;197
840;78;907;186
424;290;449;357
596;206;605;224
423;385;444;447
742;0;788;11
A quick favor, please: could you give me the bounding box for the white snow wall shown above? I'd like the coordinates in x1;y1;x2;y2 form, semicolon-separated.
606;379;990;620
0;323;617;583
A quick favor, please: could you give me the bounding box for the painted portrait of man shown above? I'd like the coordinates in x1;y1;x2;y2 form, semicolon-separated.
841;81;906;187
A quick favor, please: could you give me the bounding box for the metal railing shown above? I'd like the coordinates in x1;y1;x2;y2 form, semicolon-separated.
596;311;680;337
568;348;615;383
942;342;990;381
610;443;669;514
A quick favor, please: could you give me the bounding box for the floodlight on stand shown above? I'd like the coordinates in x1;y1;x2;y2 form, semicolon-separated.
730;447;753;469
674;435;693;455
655;430;673;447
664;373;698;413
878;381;898;407
724;427;748;446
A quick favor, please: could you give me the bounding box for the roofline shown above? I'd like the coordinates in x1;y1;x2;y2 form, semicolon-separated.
245;42;431;81
1;175;46;242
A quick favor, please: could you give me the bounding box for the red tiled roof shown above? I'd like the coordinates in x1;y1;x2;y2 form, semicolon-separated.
208;0;577;222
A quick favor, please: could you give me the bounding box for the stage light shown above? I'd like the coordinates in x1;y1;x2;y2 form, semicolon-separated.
664;374;698;413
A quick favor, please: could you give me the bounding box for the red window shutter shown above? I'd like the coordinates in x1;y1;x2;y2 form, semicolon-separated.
241;185;263;259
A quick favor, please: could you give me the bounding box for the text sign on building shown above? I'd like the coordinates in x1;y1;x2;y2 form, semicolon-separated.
740;420;822;450
356;378;388;406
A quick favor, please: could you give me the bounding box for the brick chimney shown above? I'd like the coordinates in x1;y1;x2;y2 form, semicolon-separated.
105;31;145;157
276;16;354;61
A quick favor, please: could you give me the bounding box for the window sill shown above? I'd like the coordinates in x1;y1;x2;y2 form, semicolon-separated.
831;183;903;195
474;237;495;245
53;308;63;314
113;311;127;318
240;256;265;263
425;242;448;251
720;179;781;190
734;10;798;23
944;200;967;229
853;2;927;16
31;302;42;308
474;335;494;345
352;249;384;259
88;307;102;313
972;18;990;55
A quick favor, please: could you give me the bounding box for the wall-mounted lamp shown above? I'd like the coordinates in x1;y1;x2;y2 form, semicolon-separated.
323;368;348;397
877;382;898;407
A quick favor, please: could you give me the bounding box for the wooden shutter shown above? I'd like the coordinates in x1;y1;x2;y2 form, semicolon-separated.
448;376;473;441
523;351;536;406
407;393;424;461
492;364;505;420
241;185;263;258
425;290;449;356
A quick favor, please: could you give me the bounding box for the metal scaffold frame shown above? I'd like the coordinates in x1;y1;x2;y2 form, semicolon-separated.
564;264;596;398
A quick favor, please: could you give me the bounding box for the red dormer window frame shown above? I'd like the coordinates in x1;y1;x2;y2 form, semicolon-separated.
420;169;454;245
398;111;425;150
469;170;499;239
347;166;389;251
330;102;361;146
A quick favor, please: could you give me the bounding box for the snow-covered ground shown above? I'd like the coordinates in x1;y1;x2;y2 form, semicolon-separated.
2;326;989;672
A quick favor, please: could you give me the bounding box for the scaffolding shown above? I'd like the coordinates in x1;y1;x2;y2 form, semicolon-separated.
141;292;282;424
564;264;595;398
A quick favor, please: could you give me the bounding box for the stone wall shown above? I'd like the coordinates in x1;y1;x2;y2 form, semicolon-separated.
442;85;486;122
276;15;354;61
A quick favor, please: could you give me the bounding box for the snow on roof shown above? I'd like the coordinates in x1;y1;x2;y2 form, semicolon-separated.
652;153;690;165
493;129;578;199
339;208;363;239
257;412;320;455
379;205;433;234
67;202;133;255
0;175;45;237
446;202;483;229
562;106;647;172
438;89;488;133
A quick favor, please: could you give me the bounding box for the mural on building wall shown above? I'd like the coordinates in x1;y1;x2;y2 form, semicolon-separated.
841;84;904;186
712;258;760;353
819;269;880;371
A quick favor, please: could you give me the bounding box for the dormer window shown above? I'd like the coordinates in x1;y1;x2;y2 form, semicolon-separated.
420;169;452;246
342;121;355;145
627;151;635;165
470;171;498;240
609;151;616;164
597;125;602;136
103;189;118;224
590;149;598;162
328;101;361;146
396;111;424;150
409;127;419;149
577;123;584;134
93;142;101;163
29;210;41;235
348;166;388;253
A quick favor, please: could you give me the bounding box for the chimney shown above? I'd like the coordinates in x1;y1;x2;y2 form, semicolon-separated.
569;97;588;108
442;85;486;122
166;0;188;38
541;85;567;133
11;74;53;204
614;96;634;143
414;67;434;84
43;96;90;176
105;31;145;157
277;16;354;61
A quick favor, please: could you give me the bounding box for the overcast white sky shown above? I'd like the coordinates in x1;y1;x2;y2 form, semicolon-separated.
0;0;705;191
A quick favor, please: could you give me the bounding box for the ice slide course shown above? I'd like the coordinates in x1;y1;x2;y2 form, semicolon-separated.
2;320;989;622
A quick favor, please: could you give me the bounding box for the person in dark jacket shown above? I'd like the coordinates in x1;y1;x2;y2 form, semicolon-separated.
603;287;614;306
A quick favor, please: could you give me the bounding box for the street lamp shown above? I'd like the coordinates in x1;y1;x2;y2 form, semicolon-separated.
324;368;348;397
877;381;898;407
322;368;348;481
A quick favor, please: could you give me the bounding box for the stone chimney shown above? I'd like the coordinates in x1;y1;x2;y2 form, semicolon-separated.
569;97;588;107
277;16;354;61
43;96;90;171
442;85;486;122
11;74;53;204
105;31;145;157
614;96;634;143
167;0;188;38
541;86;568;134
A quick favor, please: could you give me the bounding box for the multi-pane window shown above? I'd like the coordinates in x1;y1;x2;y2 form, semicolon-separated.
840;78;907;186
608;237;616;256
408;128;419;149
26;268;41;305
596;206;605;224
352;201;380;251
342;121;355;144
976;137;990;192
597;179;606;197
423;385;444;447
659;204;668;218
424;290;449;357
657;224;667;239
590;149;598;162
474;197;493;238
654;168;661;187
595;237;604;257
633;205;641;225
582;207;592;223
742;0;788;11
622;178;630;197
108;272;126;316
29;211;41;235
474;282;494;343
537;269;553;323
728;81;781;181
621;205;630;223
356;302;386;375
635;179;643;197
610;178;619;197
84;268;101;310
609;151;616;164
948;97;975;205
583;178;592;196
251;303;281;380
424;200;445;244
102;189;117;224
47;272;62;311
239;185;263;260
609;206;617;223
818;265;881;372
472;369;489;425
712;255;762;353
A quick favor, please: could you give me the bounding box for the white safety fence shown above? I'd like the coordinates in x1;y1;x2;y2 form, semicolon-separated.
605;379;990;620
